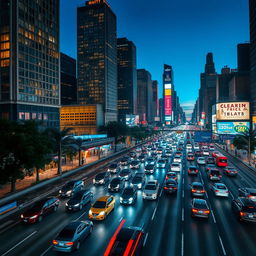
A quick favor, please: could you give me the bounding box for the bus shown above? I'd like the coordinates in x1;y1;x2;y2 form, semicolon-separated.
215;154;228;167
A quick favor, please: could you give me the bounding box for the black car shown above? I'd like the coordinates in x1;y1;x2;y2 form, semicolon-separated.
205;164;216;172
59;180;84;198
119;168;133;181
53;221;93;252
108;163;120;174
188;166;198;175
130;160;141;169
207;157;215;164
163;179;178;194
131;173;146;189
232;197;256;222
108;177;125;192
138;154;146;162
120;186;137;205
223;166;238;177
144;164;155;174
129;151;137;159
93;172;110;185
238;187;256;202
66;190;93;211
120;157;130;166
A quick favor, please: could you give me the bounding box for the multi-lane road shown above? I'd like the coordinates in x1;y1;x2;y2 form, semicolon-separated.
0;134;255;256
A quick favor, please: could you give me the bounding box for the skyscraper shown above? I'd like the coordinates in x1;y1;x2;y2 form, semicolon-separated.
0;0;60;127
77;0;117;124
60;53;77;105
117;38;137;122
152;80;159;120
137;69;152;123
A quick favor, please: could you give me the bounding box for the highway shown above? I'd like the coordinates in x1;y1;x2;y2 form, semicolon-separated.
0;133;255;256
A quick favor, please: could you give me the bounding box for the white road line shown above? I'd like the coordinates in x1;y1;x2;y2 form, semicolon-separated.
229;191;234;200
182;190;184;198
151;207;157;220
181;232;184;256
218;235;227;255
74;211;88;221
211;210;216;224
40;245;53;256
143;232;148;247
119;217;123;222
160;188;163;197
182;208;184;222
205;191;208;198
2;231;37;256
182;177;184;185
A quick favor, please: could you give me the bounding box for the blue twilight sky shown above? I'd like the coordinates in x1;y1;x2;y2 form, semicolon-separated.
60;0;249;118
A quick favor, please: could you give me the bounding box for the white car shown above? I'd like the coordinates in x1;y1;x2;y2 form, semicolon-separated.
197;157;206;165
209;145;215;151
211;183;229;197
194;144;200;150
202;150;210;156
142;180;159;200
170;163;182;172
173;156;182;163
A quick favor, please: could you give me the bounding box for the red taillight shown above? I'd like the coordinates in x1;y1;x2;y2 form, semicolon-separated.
65;242;74;246
164;186;168;189
210;174;212;177
172;187;177;189
201;190;205;193
191;189;196;192
192;208;198;213
215;190;219;192
240;212;246;217
52;240;58;245
123;239;134;256
204;210;210;214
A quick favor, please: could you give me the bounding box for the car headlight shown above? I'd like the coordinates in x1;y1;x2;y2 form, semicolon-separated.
120;197;123;202
116;184;120;188
152;193;157;197
21;214;24;218
108;184;111;188
65;203;68;206
89;210;92;215
66;190;72;195
74;203;80;207
142;192;146;197
99;179;104;184
93;179;96;184
138;184;142;188
128;198;133;202
59;190;62;194
98;211;105;216
30;215;38;219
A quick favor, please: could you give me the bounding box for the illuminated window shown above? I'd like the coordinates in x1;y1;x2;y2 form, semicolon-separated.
0;59;10;67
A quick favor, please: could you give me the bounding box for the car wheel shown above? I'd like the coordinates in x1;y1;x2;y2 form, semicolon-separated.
79;204;83;211
38;215;43;222
76;241;81;250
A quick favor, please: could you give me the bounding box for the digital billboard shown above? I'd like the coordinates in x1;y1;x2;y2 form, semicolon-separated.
216;122;250;135
216;102;250;121
164;83;172;116
125;114;139;127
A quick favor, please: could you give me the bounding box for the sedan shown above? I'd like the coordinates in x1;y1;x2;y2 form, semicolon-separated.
93;172;110;185
108;163;120;174
130;160;140;169
144;164;155;174
156;159;166;168
224;166;238;177
119;168;133;181
164;179;178;194
187;153;195;161
66;190;93;211
188;166;198;175
205;164;216;172
108;177;125;192
211;183;229;197
145;157;155;166
207;157;215;164
165;171;178;181
197;157;206;165
52;221;93;252
142;180;159;200
120;186;137;205
131;173;146;189
191;182;205;197
170;163;181;172
191;198;210;218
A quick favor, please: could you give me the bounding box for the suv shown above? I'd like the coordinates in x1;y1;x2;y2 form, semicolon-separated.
238;188;256;202
93;172;111;185
208;169;222;181
232;197;256;222
59;180;84;197
142;180;159;200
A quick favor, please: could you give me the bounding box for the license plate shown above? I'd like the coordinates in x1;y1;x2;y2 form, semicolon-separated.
68;207;72;210
59;242;64;246
24;219;27;222
199;211;203;213
248;214;253;218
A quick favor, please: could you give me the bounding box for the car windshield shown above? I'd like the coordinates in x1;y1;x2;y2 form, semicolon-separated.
31;201;45;211
216;185;226;189
145;184;156;190
58;228;75;239
158;160;165;163
172;164;179;167
123;188;134;195
111;178;120;184
211;170;220;175
133;176;142;182
93;201;106;208
193;185;203;190
96;173;105;179
227;167;235;170
63;182;74;190
194;201;207;209
243;206;256;212
189;167;197;170
120;169;130;175
219;159;227;163
131;161;138;165
167;181;176;185
146;165;154;169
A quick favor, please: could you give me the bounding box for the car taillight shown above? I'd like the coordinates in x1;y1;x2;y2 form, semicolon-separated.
52;240;58;245
191;189;196;192
240;212;246;217
201;190;205;193
65;242;74;246
164;186;168;189
210;174;212;177
215;190;219;192
204;210;210;214
192;208;198;213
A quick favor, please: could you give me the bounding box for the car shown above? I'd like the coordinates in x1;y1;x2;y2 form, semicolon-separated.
144;164;155;174
197;157;206;165
212;151;220;157
191;182;205;197
131;173;146;189
156;147;163;154
188;166;198;175
208;168;222;181
130;160;141;169
165;171;178;181
88;196;115;220
191;198;210;218
211;183;229;197
138;154;146;163
93;172;111;185
201;145;208;151
194;143;200;150
202;150;210;156
161;155;169;163
52;221;93;252
170;163;182;172
108;163;120;174
120;157;130;166
187;153;195;161
232;197;256;222
129;151;137;159
165;150;172;157
119;168;133;181
142;180;159;200
175;151;183;156
238;188;256;202
108;177;125;192
195;150;201;156
173;156;182;163
164;179;178;194
205;163;216;172
145;157;155;166
209;145;215;151
156;159;166;168
59;180;84;197
104;225;144;256
224;166;238;177
66;190;93;211
120;186;137;205
207;157;215;164
151;152;158;159
21;197;59;223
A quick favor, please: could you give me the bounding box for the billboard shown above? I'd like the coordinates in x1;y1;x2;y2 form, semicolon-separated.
216;102;250;121
201;112;206;120
194;131;212;143
216;122;250;135
126;114;139;127
164;83;172;116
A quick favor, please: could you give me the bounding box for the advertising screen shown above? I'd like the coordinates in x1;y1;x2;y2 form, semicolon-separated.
216;122;250;135
164;83;172;117
216;102;250;121
125;114;139;127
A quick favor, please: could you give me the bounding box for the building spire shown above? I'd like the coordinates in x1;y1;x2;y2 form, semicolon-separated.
205;52;216;74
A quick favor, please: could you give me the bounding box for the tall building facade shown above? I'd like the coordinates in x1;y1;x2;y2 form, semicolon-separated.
137;69;152;123
249;0;256;127
152;80;159;120
0;0;60;127
60;53;77;105
77;0;117;124
117;38;137;122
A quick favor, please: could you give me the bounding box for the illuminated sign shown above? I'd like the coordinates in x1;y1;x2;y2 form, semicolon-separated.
201;112;205;120
216;102;250;121
216;122;250;135
74;134;107;140
125;115;139;127
165;116;172;121
164;83;172;117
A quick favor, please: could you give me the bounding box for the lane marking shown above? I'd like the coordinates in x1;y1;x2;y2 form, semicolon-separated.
159;188;163;197
2;231;37;256
211;210;216;224
182;190;184;198
205;191;209;199
74;211;88;221
182;208;184;222
218;235;227;255
181;232;184;256
143;232;148;247
229;191;234;200
182;177;184;185
151;207;157;220
40;245;53;256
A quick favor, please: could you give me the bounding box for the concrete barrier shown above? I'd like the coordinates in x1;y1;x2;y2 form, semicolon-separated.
0;201;17;215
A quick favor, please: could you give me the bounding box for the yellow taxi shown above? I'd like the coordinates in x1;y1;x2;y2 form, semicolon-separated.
88;196;115;220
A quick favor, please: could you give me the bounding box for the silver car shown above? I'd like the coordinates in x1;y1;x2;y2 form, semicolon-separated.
211;183;229;197
197;157;206;165
142;180;159;200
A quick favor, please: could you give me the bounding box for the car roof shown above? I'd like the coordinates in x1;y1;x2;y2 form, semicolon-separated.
147;180;157;184
64;221;83;230
192;182;203;186
214;183;226;187
192;198;207;204
189;166;197;168
238;197;256;206
244;188;256;193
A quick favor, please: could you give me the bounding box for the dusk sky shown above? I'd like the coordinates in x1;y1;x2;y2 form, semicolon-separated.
61;0;249;118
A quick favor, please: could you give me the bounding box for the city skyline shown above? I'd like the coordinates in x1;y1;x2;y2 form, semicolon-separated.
60;0;249;118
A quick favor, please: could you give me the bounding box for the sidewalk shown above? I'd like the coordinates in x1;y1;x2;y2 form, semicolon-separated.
0;150;113;199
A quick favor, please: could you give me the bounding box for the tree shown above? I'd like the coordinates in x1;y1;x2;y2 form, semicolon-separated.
47;127;74;175
233;129;256;165
68;138;85;166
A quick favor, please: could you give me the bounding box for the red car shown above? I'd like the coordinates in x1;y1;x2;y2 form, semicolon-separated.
21;197;59;224
187;153;195;161
212;151;220;157
188;166;198;175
